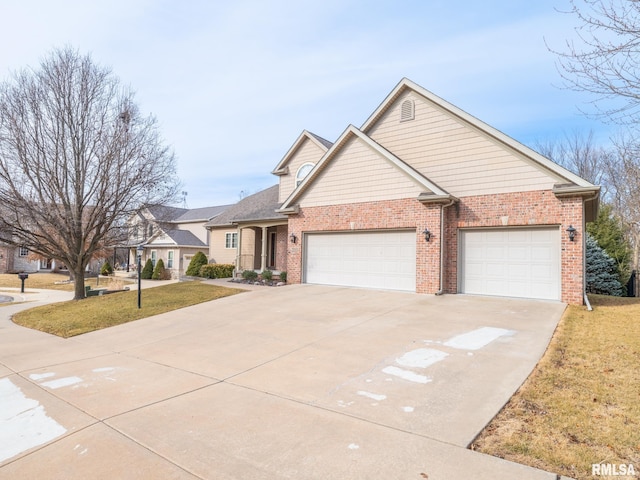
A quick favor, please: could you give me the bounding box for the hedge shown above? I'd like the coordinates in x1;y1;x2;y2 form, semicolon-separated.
199;263;235;279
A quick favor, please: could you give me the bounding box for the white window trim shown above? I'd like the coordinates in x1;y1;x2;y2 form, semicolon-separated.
19;247;29;257
167;250;174;269
225;232;238;249
295;162;314;186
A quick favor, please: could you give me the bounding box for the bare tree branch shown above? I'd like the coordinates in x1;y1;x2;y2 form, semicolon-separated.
0;47;179;299
549;0;640;123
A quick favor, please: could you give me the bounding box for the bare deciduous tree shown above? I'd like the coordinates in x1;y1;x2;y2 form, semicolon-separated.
0;47;179;300
607;134;640;279
552;0;640;123
535;130;609;189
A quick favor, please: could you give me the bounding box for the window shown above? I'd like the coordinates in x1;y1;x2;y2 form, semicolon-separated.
225;232;238;249
167;250;174;269
151;250;157;267
295;163;314;186
19;247;28;257
148;224;154;238
400;99;415;121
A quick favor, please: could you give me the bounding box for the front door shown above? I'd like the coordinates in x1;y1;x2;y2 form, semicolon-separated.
268;231;277;268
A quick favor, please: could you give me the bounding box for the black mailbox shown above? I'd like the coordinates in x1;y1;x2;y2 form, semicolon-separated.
18;272;28;293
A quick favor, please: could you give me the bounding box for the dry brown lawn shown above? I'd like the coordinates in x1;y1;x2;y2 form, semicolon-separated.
0;272;122;292
471;295;640;479
12;281;244;337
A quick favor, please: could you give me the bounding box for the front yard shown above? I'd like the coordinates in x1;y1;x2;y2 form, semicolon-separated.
471;295;640;479
9;278;244;337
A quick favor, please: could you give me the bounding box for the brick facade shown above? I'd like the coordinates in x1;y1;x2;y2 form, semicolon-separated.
442;190;584;304
285;190;586;305
286;198;442;294
275;225;288;272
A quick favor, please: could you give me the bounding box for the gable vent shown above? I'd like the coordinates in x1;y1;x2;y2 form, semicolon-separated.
400;99;415;121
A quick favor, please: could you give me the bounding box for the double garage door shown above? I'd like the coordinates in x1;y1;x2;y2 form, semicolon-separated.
303;227;560;300
304;231;416;292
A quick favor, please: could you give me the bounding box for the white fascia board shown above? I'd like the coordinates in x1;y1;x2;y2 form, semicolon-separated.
271;130;330;175
279;125;448;211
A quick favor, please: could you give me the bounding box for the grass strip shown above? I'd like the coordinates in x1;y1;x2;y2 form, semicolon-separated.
12;281;244;338
471;295;640;479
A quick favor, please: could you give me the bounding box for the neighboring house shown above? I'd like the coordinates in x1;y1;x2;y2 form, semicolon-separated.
0;242;102;275
213;78;599;305
127;204;230;278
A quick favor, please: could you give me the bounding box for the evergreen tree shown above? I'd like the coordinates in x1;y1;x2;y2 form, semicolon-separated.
152;258;167;280
185;251;207;276
100;260;113;276
141;258;154;280
586;234;624;296
587;203;632;285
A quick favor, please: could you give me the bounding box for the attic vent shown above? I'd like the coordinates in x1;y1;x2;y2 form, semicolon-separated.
400;99;415;122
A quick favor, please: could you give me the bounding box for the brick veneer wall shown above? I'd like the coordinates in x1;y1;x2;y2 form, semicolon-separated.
286;198;442;293
275;225;288;272
286;190;586;304
442;190;584;305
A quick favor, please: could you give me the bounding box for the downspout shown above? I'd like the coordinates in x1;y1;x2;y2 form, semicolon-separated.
582;191;599;311
435;199;456;296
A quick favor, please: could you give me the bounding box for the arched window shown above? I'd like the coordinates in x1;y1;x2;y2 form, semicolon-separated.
296;163;314;186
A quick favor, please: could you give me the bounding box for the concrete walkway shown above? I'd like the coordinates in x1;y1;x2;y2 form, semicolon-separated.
0;285;572;479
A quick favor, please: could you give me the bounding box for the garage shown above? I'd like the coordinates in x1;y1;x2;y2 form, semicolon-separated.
304;230;416;292
460;227;560;300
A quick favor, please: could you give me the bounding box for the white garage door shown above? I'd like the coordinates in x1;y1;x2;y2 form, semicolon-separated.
304;231;416;292
461;228;560;300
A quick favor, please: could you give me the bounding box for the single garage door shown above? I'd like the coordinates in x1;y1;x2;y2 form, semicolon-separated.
304;231;416;292
461;228;560;300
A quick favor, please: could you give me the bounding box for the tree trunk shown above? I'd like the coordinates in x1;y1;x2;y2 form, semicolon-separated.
73;266;86;301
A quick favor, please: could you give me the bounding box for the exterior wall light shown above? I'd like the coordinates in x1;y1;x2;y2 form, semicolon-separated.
290;233;297;244
423;228;432;242
566;225;577;242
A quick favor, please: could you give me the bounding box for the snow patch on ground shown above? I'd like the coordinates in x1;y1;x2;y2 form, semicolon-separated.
0;378;66;463
443;327;514;350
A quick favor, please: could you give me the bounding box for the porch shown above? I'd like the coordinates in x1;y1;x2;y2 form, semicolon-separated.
235;223;288;273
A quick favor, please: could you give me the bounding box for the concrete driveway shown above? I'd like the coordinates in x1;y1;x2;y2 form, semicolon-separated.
0;285;568;479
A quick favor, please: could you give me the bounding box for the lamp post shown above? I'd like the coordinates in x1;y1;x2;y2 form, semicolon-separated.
137;244;144;309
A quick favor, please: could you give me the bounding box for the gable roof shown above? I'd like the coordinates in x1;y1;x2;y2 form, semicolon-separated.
278;125;452;212
146;229;206;248
271;130;333;176
145;205;188;222
205;185;286;227
362;78;597;189
174;205;232;223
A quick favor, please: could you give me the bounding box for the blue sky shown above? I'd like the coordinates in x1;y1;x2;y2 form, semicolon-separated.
0;1;612;207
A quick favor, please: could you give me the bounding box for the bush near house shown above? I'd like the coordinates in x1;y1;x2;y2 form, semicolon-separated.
279;271;287;283
152;258;170;280
261;270;273;282
242;270;258;281
100;261;113;276
141;258;154;279
185;251;208;276
199;263;234;279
